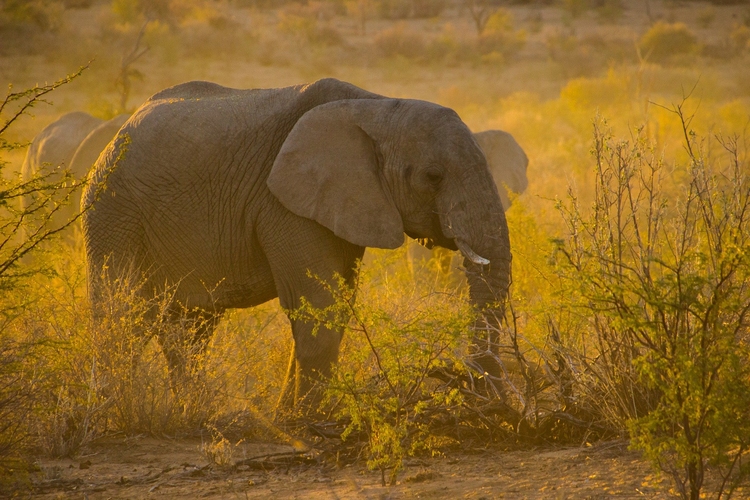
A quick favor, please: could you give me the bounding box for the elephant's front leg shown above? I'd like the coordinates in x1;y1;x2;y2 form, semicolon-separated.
288;296;345;407
261;215;365;411
281;256;362;410
276;313;346;413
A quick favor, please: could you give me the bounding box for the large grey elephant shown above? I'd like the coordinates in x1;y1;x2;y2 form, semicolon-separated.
408;128;528;274
22;112;129;235
82;78;512;405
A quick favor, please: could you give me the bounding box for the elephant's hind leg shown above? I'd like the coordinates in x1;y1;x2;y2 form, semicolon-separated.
157;308;220;395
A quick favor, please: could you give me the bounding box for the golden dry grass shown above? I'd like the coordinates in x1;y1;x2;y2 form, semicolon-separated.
2;1;750;496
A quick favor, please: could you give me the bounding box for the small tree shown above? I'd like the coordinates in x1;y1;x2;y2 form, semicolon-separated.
555;102;750;498
116;21;149;114
463;0;499;35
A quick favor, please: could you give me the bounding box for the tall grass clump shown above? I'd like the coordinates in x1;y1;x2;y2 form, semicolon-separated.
552;106;750;498
0;69;88;481
13;249;293;471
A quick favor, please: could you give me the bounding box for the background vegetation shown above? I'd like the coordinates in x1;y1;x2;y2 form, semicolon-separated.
1;0;749;497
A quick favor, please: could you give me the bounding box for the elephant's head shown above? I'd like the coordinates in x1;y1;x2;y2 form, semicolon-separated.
474;129;528;211
268;98;511;361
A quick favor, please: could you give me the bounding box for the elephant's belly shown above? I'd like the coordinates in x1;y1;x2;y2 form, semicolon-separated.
212;266;278;310
173;261;278;312
218;279;278;309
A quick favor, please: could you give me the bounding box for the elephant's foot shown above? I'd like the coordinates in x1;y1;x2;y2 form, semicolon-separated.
274;355;332;423
467;351;509;402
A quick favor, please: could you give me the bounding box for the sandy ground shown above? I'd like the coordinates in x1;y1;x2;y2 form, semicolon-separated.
18;436;685;499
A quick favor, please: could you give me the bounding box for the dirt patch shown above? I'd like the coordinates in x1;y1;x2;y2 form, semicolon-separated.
21;437;677;499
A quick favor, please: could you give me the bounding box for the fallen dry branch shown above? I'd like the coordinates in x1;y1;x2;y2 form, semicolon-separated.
234;450;319;470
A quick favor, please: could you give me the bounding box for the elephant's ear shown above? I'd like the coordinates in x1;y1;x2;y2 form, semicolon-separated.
268;100;404;249
474;130;529;194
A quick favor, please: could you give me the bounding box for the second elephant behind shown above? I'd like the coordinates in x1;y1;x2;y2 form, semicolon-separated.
21;113;130;237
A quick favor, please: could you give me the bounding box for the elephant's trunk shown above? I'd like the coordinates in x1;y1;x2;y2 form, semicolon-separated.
440;179;512;376
462;239;511;394
464;252;509;353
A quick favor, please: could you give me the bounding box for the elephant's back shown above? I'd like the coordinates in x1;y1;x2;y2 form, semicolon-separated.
22;112;103;180
85;78;386;224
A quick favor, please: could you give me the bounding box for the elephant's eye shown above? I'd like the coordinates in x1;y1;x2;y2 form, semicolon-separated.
424;169;444;186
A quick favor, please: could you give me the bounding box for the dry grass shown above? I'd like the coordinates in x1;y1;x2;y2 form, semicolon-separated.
1;0;750;496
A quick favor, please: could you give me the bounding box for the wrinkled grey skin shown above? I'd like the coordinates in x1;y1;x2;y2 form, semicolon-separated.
82;78;512;406
408;128;528;273
22;112;129;235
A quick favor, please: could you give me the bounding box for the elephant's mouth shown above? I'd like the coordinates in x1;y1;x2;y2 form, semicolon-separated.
406;233;458;252
404;212;459;251
412;236;489;266
416;237;436;249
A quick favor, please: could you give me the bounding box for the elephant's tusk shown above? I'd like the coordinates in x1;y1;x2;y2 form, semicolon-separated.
456;239;490;266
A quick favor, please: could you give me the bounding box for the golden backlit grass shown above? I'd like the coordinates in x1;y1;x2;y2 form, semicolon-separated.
1;0;750;494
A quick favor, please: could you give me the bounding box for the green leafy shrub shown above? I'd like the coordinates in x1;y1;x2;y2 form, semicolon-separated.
290;245;595;483
293;250;475;485
553;110;750;499
639;22;699;63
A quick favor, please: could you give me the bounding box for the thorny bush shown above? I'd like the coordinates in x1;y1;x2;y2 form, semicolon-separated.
552;103;750;499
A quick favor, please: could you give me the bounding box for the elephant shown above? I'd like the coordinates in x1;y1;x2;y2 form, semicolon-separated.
82;78;512;407
22;112;129;237
474;129;528;211
69;114;131;184
407;128;528;276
